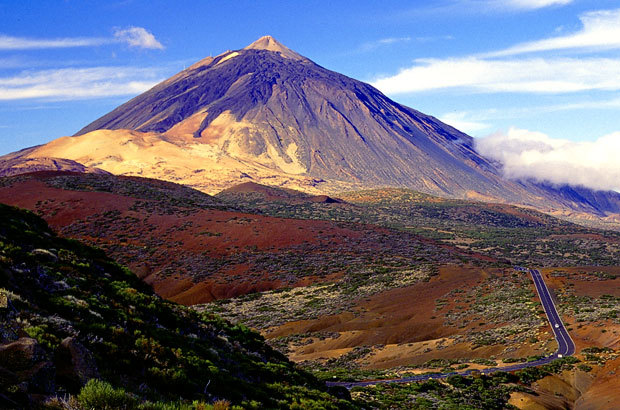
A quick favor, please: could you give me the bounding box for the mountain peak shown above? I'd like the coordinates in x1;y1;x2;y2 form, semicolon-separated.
243;35;306;61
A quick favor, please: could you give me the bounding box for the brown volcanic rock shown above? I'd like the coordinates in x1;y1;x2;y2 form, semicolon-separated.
0;338;46;371
55;337;99;391
0;338;55;395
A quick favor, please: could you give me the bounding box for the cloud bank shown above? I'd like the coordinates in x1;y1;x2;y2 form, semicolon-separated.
475;128;620;191
373;56;620;94
0;27;163;50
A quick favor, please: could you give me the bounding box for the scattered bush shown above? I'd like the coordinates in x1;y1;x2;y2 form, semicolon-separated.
77;379;138;409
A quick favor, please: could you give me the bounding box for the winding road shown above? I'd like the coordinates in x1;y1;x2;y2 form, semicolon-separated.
327;267;575;389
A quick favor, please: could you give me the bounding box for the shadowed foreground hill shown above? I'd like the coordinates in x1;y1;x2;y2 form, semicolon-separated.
0;203;353;408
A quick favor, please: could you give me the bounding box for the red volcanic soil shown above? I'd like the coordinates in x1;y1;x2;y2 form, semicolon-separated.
541;266;620;298
158;271;346;305
267;266;485;343
0;178;352;302
0;173;474;305
576;356;620;409
540;266;620;353
266;266;555;369
1;178;136;226
263;266;555;368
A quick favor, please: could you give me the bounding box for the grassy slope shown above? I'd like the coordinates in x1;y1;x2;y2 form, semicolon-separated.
0;203;353;408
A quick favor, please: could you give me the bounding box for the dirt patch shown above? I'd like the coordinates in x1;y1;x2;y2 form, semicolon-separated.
542;266;620;298
575;356;620;409
509;368;595;410
266;266;482;343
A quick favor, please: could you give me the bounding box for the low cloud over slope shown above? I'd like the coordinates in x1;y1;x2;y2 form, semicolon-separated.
475;128;620;191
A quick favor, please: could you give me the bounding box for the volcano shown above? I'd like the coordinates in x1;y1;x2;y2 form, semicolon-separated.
70;35;508;197
2;36;620;220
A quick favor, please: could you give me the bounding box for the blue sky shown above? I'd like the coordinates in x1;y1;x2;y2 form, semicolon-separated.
1;0;620;189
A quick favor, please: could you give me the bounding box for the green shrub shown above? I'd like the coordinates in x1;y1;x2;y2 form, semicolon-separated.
77;379;138;409
577;364;592;372
24;324;60;350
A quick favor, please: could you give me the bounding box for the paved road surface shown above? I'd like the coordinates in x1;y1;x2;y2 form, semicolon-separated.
529;269;575;358
327;267;575;389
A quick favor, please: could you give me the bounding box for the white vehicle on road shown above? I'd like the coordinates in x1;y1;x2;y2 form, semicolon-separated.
555;324;559;328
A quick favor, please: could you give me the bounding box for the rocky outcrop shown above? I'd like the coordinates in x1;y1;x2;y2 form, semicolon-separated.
0;337;56;405
55;337;99;391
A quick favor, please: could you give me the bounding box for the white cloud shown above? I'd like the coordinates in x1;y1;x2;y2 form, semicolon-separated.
113;27;164;50
412;0;572;15
545;97;620;111
502;0;572;10
359;37;411;52
356;35;452;54
373;8;620;96
439;112;491;134
416;35;454;42
488;8;620;56
0;35;107;50
475;128;620;191
372;56;620;94
0;67;161;100
0;27;163;51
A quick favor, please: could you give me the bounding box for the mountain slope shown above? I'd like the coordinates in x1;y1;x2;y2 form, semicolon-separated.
0;202;353;408
15;37;515;198
0;146;107;177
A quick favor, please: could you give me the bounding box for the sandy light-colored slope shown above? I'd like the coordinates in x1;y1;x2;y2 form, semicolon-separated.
27;128;336;194
0;145;108;177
